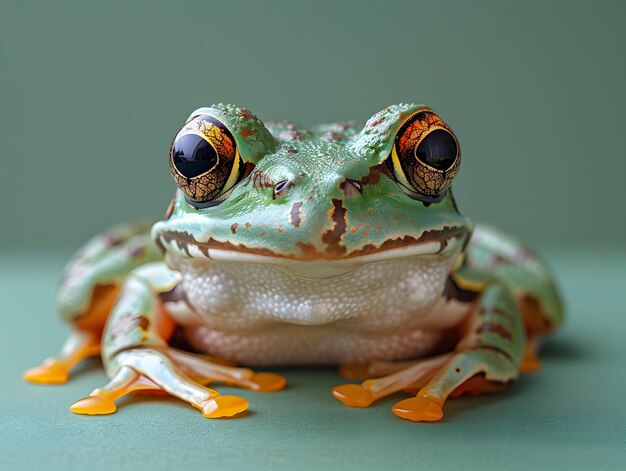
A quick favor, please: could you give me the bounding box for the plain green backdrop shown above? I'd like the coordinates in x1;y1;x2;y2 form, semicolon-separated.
1;0;624;249
1;3;626;470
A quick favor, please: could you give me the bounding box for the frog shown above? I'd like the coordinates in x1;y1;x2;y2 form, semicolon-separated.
23;103;563;422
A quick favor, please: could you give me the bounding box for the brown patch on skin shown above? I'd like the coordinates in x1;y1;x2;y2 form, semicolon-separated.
244;222;252;229
238;108;255;120
363;226;370;238
296;242;320;259
157;224;468;261
230;223;238;234
136;315;150;331
239;162;256;184
103;233;124;248
467;345;516;364
350;226;358;233
128;244;147;259
481;306;516;323
277;226;284;233
321;131;342;142
322;199;348;255
378;161;395;181
241;126;257;140
367;118;383;128
445;276;480;303
290;202;302;228
286;147;299;154
348;225;468;258
252;170;275;189
361;167;382;186
259;230;266;236
477;322;513;341
375;223;382;231
108;312;151;340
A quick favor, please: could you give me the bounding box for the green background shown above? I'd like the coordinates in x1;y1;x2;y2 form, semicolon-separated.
1;0;625;248
1;1;625;470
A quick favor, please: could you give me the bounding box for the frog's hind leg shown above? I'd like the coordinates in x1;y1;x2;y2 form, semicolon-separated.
333;280;524;422
391;281;524;422
333;353;453;407
23;284;119;384
23;222;160;385
465;224;564;373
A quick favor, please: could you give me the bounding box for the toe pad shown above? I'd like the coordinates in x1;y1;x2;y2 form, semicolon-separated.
332;384;375;407
200;395;249;418
392;396;443;422
71;396;117;415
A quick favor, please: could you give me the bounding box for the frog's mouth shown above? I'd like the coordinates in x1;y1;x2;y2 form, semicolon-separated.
157;226;468;279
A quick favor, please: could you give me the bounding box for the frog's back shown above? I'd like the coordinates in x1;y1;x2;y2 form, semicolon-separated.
465;224;563;334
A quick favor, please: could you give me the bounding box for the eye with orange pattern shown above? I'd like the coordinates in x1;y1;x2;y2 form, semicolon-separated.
389;110;461;201
169;115;242;207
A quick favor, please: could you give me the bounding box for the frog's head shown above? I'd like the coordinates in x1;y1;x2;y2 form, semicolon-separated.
152;103;471;278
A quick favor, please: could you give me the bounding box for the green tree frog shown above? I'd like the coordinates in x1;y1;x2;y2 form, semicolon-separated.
24;103;563;422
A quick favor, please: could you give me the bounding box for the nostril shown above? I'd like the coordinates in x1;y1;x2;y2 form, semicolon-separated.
273;179;294;198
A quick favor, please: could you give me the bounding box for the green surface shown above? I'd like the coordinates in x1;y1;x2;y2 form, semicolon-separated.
1;0;625;248
1;248;625;470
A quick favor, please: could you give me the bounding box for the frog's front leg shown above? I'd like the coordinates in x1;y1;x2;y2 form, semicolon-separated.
333;280;524;422
70;263;285;418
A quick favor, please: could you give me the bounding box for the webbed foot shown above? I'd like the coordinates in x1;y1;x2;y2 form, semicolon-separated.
333;354;452;410
70;353;251;419
392;396;444;422
23;359;70;384
23;331;100;385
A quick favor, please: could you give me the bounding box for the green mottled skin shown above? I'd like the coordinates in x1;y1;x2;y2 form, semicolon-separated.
154;103;468;260
29;103;563;421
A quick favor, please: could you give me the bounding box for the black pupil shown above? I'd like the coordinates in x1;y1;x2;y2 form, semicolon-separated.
172;134;218;178
416;130;457;170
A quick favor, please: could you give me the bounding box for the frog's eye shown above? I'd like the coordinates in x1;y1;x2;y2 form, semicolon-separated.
169;115;241;205
389;111;461;199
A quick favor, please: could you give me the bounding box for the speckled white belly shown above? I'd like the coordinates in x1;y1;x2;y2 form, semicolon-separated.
165;256;471;365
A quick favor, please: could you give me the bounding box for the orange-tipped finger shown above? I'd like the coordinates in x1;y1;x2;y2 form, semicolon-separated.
392;396;443;422
332;384;376;407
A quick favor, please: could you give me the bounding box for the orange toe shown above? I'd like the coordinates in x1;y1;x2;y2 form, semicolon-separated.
200;395;249;418
23;361;69;385
332;384;375;407
70;396;117;415
248;373;286;392
392;396;443;422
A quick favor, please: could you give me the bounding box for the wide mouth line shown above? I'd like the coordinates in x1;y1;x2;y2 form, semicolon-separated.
158;228;467;267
